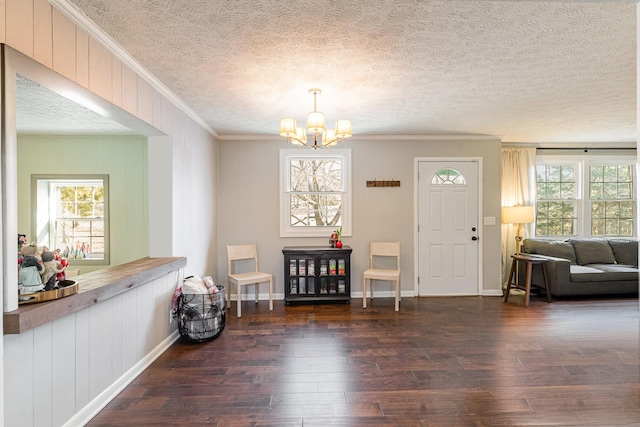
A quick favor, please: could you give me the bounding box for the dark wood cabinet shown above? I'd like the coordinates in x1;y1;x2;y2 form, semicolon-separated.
283;246;352;304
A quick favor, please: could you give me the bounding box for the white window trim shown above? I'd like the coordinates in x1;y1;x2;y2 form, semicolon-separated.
31;174;110;265
536;153;637;238
279;149;352;238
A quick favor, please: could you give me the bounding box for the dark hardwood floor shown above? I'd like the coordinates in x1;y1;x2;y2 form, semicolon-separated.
87;292;640;426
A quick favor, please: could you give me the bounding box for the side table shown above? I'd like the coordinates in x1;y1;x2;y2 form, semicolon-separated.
504;254;552;307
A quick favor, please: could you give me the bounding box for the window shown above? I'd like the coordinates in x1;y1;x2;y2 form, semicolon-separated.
430;168;466;185
32;175;109;264
535;164;578;236
280;149;351;237
535;155;636;238
589;164;634;236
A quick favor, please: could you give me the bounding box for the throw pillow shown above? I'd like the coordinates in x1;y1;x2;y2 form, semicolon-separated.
607;240;638;267
570;238;616;265
522;239;577;264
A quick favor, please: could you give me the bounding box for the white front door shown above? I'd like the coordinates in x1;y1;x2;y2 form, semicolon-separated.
418;160;480;296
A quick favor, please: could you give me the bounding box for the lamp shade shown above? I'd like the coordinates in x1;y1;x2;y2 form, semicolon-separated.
502;205;535;224
279;118;297;138
335;119;352;139
293;127;307;145
306;111;325;133
322;128;338;146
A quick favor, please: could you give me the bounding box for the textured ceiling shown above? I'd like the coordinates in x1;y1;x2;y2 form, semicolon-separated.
16;75;136;135
59;0;637;144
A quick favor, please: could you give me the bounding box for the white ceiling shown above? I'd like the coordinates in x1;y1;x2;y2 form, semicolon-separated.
51;0;639;145
16;75;136;135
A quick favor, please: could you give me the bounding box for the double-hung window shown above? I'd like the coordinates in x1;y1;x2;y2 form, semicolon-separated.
535;163;579;236
280;149;351;237
535;155;636;238
589;164;635;236
32;175;109;264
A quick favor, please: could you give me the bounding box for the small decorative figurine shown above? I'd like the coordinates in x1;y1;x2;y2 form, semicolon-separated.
18;244;45;294
329;231;339;248
54;249;68;282
41;251;65;291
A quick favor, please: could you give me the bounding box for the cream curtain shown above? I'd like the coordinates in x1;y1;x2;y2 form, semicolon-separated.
501;147;536;286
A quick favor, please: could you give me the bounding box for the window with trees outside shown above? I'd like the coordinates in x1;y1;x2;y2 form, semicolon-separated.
32;175;109;264
280;149;351;237
535;157;636;238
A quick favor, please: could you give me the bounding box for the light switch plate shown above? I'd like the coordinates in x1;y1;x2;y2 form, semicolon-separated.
483;216;496;225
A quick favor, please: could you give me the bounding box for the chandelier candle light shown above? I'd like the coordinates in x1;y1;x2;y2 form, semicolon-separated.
279;88;352;149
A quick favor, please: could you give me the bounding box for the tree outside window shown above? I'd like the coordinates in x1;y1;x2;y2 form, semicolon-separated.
289;158;342;227
590;164;634;236
535;164;578;237
280;150;351;237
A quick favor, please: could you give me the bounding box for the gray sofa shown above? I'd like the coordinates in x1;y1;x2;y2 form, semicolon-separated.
520;238;638;297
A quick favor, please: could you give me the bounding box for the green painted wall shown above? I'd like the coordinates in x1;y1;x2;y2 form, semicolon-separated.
17;135;149;274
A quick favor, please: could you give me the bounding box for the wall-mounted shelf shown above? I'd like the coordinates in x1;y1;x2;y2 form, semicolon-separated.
366;180;400;187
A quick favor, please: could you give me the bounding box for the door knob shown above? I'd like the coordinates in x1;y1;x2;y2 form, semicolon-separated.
472;236;479;241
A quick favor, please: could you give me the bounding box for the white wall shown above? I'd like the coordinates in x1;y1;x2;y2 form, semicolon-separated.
169;120;219;277
4;270;182;426
1;0;218;424
0;0;218;279
217;137;503;298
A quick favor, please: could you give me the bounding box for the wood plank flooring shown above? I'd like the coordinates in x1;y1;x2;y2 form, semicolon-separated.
87;293;640;426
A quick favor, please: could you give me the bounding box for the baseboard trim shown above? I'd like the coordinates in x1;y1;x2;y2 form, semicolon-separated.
228;290;504;301
63;330;181;427
482;290;504;297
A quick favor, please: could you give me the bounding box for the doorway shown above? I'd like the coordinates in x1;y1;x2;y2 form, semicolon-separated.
417;159;481;296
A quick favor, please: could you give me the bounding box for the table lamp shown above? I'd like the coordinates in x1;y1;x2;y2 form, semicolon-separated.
502;205;535;254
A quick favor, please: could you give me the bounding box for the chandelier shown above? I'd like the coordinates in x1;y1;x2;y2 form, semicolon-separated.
279;88;352;149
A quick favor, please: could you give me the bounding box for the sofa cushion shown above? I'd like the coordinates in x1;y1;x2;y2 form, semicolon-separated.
607;239;638;267
570;238;616;265
588;264;638;274
571;264;638;282
522;239;577;264
570;265;604;275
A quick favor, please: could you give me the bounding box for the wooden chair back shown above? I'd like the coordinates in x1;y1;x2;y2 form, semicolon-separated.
227;243;260;274
369;241;400;269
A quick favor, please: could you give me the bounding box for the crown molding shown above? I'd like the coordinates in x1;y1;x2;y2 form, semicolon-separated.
217;133;502;142
503;142;637;149
222;135;636;149
49;0;217;138
353;134;501;141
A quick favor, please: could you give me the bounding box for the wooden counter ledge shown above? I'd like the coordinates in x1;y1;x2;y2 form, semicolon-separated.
4;257;187;334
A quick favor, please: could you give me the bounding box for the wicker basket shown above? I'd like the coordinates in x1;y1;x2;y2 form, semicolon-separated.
176;286;226;342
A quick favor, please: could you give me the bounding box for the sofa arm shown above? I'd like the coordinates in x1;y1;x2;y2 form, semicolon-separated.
516;254;571;290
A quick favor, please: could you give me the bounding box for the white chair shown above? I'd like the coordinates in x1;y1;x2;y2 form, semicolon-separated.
227;243;273;317
363;241;401;311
